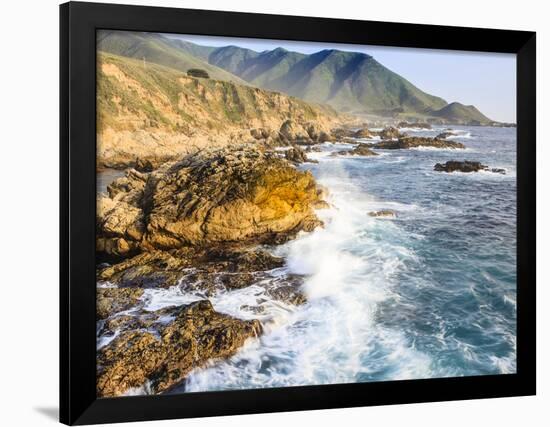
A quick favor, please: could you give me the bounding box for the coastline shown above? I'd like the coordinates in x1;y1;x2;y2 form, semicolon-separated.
96;124;516;396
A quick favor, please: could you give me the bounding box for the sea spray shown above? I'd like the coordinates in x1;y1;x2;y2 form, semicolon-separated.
183;161;436;392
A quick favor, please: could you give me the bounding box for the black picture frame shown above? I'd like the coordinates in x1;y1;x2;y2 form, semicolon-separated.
60;1;536;425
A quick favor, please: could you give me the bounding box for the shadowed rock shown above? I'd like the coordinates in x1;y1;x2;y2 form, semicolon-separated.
98;248;285;291
332;143;379;157
434;160;506;174
373;136;465;150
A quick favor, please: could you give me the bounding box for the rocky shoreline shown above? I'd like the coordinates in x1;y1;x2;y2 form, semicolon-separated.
96;142;329;396
96;122;490;397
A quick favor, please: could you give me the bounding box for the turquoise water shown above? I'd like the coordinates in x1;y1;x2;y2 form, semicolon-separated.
155;126;517;393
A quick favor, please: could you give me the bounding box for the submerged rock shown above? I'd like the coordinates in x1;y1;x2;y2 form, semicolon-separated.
373;136;465;150
436;131;456;139
333;143;379;157
267;284;307;305
97;146;327;257
97;287;144;320
96;300;262;397
368;210;396;218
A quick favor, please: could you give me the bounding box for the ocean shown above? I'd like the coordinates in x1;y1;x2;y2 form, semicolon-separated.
100;125;518;393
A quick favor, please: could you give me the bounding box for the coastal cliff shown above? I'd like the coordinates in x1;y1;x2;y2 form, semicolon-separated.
97;53;340;168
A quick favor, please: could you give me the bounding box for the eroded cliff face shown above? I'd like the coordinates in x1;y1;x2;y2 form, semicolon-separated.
97;53;340;168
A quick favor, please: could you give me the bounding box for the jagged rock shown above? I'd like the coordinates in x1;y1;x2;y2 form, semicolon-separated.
98;249;196;288
284;146;318;164
267;285;307;305
97;146;326;257
373;136;465;150
376;126;402;139
368;210;396;218
97;300;262;397
97;287;144;320
134;158;155;173
279;119;312;144
332;143;379;157
331;127;356;140
98;248;286;290
353;128;373;138
318;131;333;143
434;160;487;173
491;168;506;175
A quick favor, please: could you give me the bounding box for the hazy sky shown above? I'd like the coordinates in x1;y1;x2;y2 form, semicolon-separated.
168;33;516;123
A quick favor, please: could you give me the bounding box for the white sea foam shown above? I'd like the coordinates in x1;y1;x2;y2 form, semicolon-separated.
184;165;435;391
409;146;476;152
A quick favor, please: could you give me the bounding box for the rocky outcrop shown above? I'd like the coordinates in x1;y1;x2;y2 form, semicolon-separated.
279;120;332;145
331;127;356;140
97;146;327;258
332;126;379;141
98;248;285;292
332;143;379;157
434;160;506;174
284;146;317;164
353;128;373;139
373;136;465;150
97;300;262;397
375;126;402;140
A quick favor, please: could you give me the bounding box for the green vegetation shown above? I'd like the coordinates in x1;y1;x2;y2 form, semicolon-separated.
97;31;248;85
97;52;336;134
207;47;449;116
97;30;495;124
187;68;210;78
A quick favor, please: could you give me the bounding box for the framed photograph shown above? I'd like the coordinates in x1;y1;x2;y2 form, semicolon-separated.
60;1;536;425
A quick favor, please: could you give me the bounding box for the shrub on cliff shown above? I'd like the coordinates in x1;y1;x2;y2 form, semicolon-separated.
187;68;210;78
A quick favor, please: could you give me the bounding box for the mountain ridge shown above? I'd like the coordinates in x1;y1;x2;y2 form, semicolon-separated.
98;31;496;125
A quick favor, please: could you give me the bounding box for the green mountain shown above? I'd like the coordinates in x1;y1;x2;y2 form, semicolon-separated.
431;102;492;125
96;31;248;85
207;47;448;116
98;31;495;124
